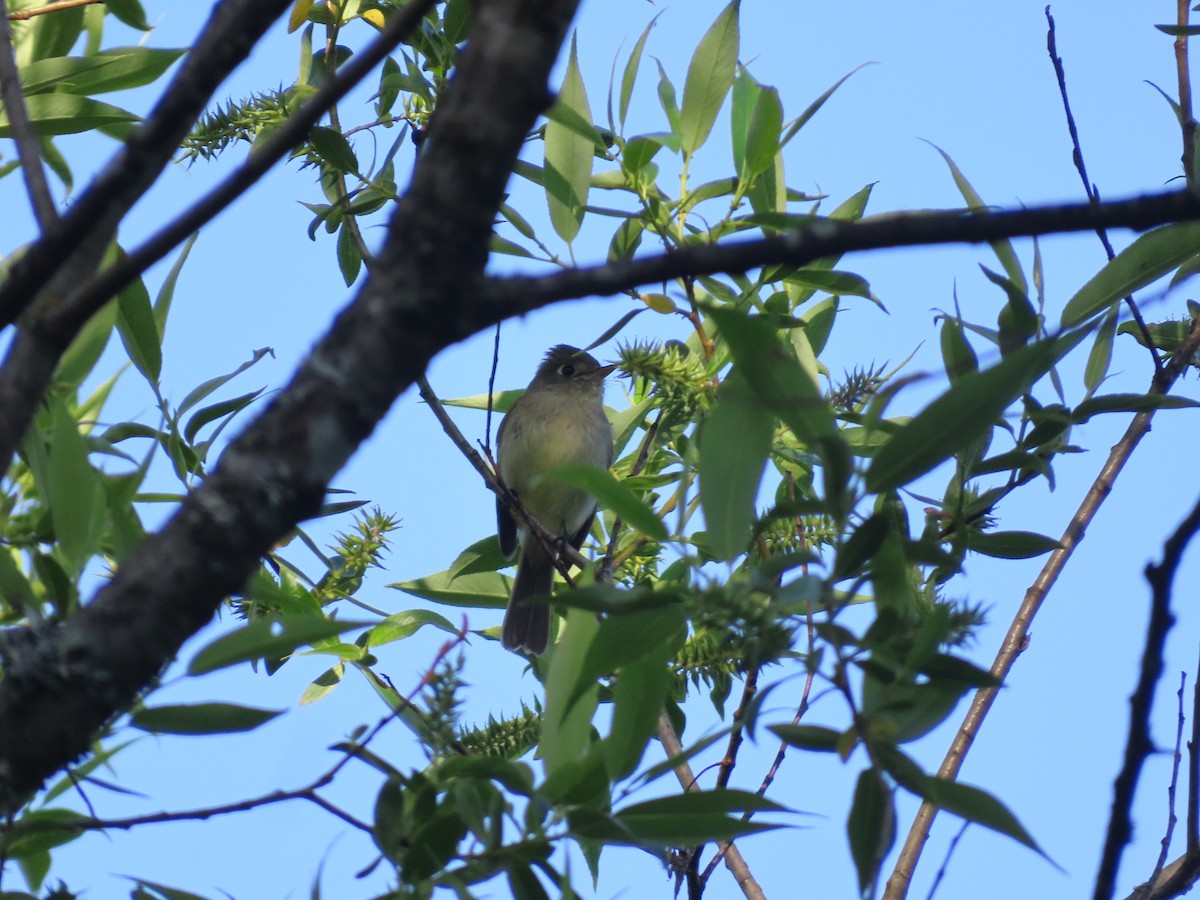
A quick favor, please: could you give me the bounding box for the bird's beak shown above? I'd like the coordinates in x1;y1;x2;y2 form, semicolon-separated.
595;363;618;378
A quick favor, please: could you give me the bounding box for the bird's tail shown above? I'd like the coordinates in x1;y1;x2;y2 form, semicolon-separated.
502;540;553;655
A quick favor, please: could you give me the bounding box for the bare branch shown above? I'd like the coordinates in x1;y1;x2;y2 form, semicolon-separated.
1094;571;1178;900
885;319;1200;900
1044;6;1158;365
0;0;57;228
1175;0;1196;187
656;712;766;900
479;189;1200;318
415;374;589;576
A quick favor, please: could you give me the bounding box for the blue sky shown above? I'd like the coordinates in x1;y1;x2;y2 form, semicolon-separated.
6;1;1200;898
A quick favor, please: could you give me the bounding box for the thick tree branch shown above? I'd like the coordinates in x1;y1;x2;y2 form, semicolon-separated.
885;319;1200;900
479;189;1200;316
0;0;582;815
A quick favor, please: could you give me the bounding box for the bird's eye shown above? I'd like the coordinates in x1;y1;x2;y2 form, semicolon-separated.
559;364;576;377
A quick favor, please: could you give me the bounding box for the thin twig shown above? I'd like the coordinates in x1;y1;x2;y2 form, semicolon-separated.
1148;673;1189;892
1045;6;1158;365
1092;558;1178;900
1120;487;1200;900
0;0;57;229
415;374;588;578
1175;0;1197;188
486;323;502;455
885;320;1200;900
656;712;766;900
6;0;102;19
1190;645;1200;853
924;821;970;900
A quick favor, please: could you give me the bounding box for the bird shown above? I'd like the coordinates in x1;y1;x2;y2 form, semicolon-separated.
496;345;615;654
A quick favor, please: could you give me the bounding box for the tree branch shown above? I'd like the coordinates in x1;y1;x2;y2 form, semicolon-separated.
885;319;1200;900
1045;6;1158;365
1118;487;1200;900
1093;589;1179;900
0;0;57;229
656;711;766;900
6;0;102;19
0;0;583;814
479;189;1200;317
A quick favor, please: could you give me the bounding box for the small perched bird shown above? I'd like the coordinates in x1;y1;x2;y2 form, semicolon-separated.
497;345;615;654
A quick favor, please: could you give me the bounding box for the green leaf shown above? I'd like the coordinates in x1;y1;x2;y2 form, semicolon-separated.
605;648;672;779
154;233;198;339
1;809;86;860
866;334;1079;493
1062;220;1200;327
115;264;160;384
785;268;875;300
337;221;362;285
105;0;150;30
1072;392;1200;422
708;306;835;444
848;769;895;895
0;94;139;138
0;548;37;615
919;777;1042;852
679;0;740;156
20;47;183;95
547;464;667;540
969;530;1061;559
131;703;282;735
47;398;105;575
544;34;593;243
615;789;786;844
618;15;659;129
187;616;370;676
1084;309;1118;394
698;372;773;561
929;144;1026;296
769;724;843;752
27;5;84;61
177;347;273;417
863;677;968;743
183;388;266;444
541;609;603;778
309;125;359;175
742;84;783;180
940;315;978;381
564;607;687;718
654;60;682;137
366;609;459;646
388;569;508;608
780;63;871;148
